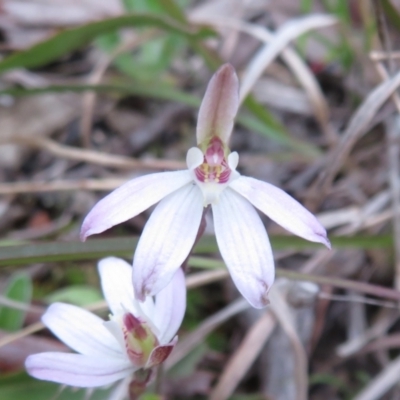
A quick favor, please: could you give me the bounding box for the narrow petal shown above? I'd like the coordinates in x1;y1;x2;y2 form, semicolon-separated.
153;268;186;344
230;176;330;247
80;170;192;240
25;352;134;388
145;337;177;369
98;257;138;316
196;64;239;145
42;303;122;358
133;184;203;300
212;188;275;308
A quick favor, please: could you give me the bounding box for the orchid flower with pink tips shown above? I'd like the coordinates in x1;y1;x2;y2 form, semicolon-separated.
25;257;186;389
81;64;330;309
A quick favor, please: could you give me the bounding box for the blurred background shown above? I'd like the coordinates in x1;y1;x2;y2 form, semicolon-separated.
1;0;400;399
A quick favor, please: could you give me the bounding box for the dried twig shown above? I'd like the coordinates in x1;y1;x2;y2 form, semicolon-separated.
210;310;276;400
354;353;400;400
310;69;400;207
164;298;250;369
239;14;337;103
269;283;308;400
4;136;185;170
0;178;128;194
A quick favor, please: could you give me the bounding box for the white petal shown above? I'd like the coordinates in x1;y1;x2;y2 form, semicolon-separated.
196;64;239;145
98;257;157;334
80;170;192;240
212;188;275;308
132;184;203;300
228;151;239;170
230;176;330;247
186;147;204;170
98;257;138;316
25;352;134;388
42;303;122;358
153;268;186;344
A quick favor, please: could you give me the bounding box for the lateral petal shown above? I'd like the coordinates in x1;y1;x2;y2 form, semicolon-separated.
98;257;138;316
196;64;239;145
153;268;186;344
25;352;134;388
80;170;192;240
132;184;203;300
230;176;330;248
212;188;275;308
42;303;121;358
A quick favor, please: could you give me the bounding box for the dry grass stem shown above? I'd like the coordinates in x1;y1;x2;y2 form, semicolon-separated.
311;68;400;205
336;309;398;357
80;30;158;146
239;14;337;103
4;136;185;170
0;178;129;194
0;295;44;314
185;269;229;289
269;283;308;400
353;353;400;400
372;62;400;291
209;310;276;400
164;298;250;370
370;51;400;61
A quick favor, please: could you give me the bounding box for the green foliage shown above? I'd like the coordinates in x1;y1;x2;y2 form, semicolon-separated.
45;285;103;307
0;373;115;400
0;13;213;74
298;0;359;70
381;0;400;32
0;273;32;331
0;235;393;267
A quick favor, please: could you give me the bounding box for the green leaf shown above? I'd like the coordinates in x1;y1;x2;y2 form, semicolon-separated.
45;285;103;306
0;13;214;75
381;0;400;32
0;372;115;400
0;235;393;267
0;273;32;331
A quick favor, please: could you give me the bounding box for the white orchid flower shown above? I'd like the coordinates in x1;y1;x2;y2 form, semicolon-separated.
25;257;186;388
80;64;330;309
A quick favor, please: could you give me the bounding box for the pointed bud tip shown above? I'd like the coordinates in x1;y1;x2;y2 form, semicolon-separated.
216;63;236;76
197;63;239;145
323;235;331;250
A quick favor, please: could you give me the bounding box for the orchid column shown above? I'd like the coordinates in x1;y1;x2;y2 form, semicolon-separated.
81;64;330;309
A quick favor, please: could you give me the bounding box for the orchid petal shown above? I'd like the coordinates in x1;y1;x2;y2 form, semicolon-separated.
153;268;186;344
145;337;177;369
186;147;204;170
98;257;136;316
80;170;192;240
230;176;330;248
196;64;239;145
42;303;121;358
212;188;275;308
228;151;239;170
133;184;203;300
25;352;134;388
